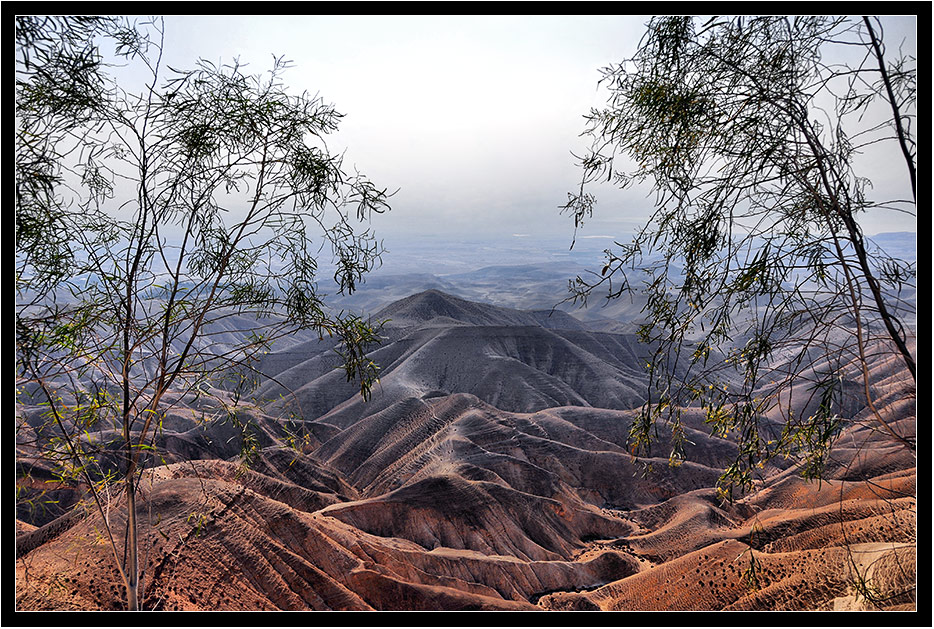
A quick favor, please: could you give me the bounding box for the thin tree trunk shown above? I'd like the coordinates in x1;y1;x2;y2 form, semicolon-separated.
796;115;917;382
125;476;140;610
863;16;917;202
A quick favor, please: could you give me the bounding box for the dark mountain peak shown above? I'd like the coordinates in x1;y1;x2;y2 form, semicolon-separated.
375;289;540;328
410;288;459;302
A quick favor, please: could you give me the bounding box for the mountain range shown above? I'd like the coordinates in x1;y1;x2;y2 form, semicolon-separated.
15;288;916;612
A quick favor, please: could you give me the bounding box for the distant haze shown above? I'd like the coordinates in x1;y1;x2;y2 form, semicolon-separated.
133;15;916;255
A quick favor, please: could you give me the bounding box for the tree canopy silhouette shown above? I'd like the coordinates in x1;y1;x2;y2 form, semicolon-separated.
16;16;391;610
563;15;916;498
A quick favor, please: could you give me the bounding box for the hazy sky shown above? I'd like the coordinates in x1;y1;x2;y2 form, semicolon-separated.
141;14;916;243
152;14;646;243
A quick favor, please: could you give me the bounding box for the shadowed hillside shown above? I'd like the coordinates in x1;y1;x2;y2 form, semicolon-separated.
16;290;916;612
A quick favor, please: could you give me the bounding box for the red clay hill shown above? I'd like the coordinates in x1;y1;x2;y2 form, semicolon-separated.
16;290;916;612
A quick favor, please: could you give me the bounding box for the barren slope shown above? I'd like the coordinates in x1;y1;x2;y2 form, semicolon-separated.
15;290;916;613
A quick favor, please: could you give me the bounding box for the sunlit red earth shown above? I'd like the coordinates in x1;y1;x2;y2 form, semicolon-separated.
15;290;916;612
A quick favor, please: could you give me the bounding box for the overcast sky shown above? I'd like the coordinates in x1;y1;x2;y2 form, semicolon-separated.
148;14;916;243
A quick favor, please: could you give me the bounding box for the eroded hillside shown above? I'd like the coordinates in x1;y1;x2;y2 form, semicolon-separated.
15;291;916;612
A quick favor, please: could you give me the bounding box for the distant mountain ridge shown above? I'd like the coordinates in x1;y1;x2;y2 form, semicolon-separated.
375;288;588;330
866;231;917;262
375;288;547;327
256;289;652;426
